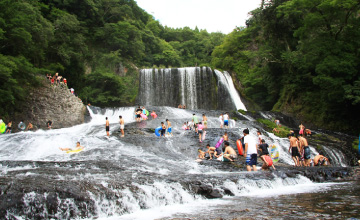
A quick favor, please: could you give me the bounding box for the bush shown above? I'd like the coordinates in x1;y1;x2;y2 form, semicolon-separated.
256;118;291;138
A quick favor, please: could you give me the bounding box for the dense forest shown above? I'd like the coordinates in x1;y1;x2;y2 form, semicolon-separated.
0;0;359;133
0;0;225;112
212;0;360;133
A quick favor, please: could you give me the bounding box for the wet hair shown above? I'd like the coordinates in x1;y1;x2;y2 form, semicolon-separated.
261;139;265;143
243;128;249;134
166;119;168;121
287;133;293;137
193;114;195;116
106;117;108;120
257;131;261;134
224;141;229;146
198;122;202;124
119;115;122;118
224;131;227;134
161;122;164;124
206;144;210;147
77;141;80;144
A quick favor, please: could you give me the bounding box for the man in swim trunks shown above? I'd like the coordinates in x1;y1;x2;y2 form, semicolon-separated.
314;153;331;166
223;112;229;128
119;115;124;137
6;121;12;133
206;144;216;160
299;134;311;166
288;134;301;166
135;106;142;122
161;122;166;137
243;128;258;171
223;142;237;162
166;119;172;136
59;141;84;151
105;117;110;137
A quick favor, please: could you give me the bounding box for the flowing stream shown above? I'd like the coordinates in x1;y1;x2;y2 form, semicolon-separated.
0;106;355;219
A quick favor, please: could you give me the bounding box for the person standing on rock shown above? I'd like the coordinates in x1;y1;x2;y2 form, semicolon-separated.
202;114;208;129
219;113;224;128
161;122;166;137
192;114;199;133
299;123;305;135
119;116;124;137
105;117;110;137
47;120;52;129
197;122;204;142
135;106;142;122
223;112;229;128
243;129;258;171
288;134;301;166
166;119;172;136
5;121;12;133
299;134;310;166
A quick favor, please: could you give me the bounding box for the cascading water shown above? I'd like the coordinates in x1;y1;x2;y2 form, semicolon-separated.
0;106;352;219
138;67;247;111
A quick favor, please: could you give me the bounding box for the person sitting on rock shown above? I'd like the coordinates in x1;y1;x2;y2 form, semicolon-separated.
59;141;84;151
223;142;237;162
272;127;280;134
178;104;182;108
198;149;205;159
314;153;331;166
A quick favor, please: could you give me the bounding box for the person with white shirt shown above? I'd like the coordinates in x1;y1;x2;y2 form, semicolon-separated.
219;114;224;128
243;128;258;171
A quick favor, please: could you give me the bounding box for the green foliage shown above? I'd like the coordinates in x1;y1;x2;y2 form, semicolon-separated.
212;0;360;133
353;138;359;151
256;118;291;138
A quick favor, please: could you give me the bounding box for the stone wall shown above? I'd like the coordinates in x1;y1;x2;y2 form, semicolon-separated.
14;77;87;131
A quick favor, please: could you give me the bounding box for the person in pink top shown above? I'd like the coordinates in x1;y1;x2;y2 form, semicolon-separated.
197;122;204;142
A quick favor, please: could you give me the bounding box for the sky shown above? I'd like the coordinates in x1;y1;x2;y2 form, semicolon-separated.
135;0;262;34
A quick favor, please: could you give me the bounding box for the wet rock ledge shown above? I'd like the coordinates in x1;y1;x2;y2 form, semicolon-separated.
14;77;87;130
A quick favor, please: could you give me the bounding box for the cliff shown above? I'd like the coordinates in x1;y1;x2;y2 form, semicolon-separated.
13;77;87;131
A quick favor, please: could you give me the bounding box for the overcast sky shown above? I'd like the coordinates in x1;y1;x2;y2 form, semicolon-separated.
135;0;262;34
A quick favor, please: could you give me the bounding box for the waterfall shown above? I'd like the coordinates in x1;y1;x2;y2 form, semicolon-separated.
138;67;247;111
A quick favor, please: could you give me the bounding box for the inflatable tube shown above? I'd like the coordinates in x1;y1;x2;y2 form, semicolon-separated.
155;127;162;137
202;131;206;141
151;112;157;119
236;139;244;156
215;138;224;149
18;122;26;131
146;110;149;116
66;148;83;154
0;123;6;134
140;113;147;119
270;145;279;163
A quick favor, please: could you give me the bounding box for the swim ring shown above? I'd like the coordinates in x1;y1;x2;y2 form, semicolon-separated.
18;122;26;131
155;127;162;137
0;122;6;134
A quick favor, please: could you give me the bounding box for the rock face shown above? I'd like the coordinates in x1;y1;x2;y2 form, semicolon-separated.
14;77;86;130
